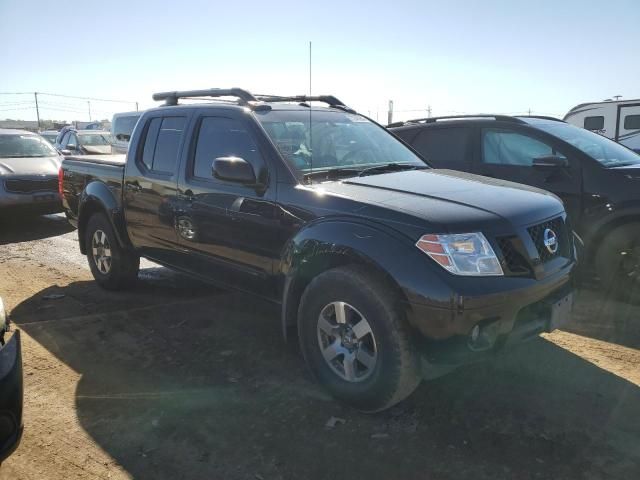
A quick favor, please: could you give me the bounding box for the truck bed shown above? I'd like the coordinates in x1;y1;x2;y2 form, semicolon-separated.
64;154;126;167
61;155;126;222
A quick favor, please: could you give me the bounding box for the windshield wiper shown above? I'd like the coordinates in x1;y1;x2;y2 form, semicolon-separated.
357;163;427;177
303;168;361;183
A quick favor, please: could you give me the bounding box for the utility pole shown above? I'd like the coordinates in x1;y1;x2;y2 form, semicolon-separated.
135;102;139;112
528;108;532;116
34;92;41;129
427;105;432;118
387;100;394;125
87;101;92;121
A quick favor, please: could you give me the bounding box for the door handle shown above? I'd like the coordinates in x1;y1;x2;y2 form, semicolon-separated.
126;181;142;192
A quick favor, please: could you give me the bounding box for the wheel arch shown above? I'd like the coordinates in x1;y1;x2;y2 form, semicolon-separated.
77;181;128;255
584;209;640;258
279;219;424;341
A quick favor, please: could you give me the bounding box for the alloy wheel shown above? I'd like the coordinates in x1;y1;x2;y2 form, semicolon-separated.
92;230;112;274
316;301;378;382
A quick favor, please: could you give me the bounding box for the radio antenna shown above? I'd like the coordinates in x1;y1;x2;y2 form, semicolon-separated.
308;41;313;180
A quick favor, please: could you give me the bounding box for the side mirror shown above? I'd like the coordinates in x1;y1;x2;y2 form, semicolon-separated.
60;149;72;156
212;157;256;184
66;144;78;151
532;155;568;169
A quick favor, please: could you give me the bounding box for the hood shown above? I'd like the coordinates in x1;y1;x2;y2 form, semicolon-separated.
82;145;112;155
319;169;564;231
0;155;62;176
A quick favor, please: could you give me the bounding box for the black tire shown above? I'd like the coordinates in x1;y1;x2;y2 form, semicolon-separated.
298;265;421;412
595;223;640;303
85;213;139;290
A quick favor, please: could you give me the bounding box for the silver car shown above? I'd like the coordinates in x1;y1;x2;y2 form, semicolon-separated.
0;129;63;215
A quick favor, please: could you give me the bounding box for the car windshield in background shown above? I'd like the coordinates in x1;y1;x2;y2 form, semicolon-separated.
40;133;58;144
79;133;113;146
0;134;58;158
256;109;426;178
535;122;640;168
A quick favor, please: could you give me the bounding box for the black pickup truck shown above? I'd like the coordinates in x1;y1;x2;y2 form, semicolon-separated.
60;88;576;411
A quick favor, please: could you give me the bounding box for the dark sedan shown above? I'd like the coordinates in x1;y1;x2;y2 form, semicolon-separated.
0;129;63;215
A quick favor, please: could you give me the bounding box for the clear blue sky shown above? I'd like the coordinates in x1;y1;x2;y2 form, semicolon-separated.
1;0;638;123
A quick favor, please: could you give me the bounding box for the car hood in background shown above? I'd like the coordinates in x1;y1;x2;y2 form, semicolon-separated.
82;145;112;155
0;156;62;176
320;169;564;230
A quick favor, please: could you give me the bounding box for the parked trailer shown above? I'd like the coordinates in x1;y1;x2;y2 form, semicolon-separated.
564;99;640;153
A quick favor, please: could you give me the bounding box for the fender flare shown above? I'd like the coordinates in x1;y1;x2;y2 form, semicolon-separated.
279;218;450;339
77;181;129;254
582;204;640;254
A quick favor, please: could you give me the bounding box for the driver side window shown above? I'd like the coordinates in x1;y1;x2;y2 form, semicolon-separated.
482;129;559;166
192;117;263;181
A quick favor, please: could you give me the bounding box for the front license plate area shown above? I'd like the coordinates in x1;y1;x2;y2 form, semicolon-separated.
548;293;573;331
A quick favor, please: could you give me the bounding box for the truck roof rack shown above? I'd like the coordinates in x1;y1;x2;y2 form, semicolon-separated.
254;94;349;108
152;88;258;106
388;114;527;128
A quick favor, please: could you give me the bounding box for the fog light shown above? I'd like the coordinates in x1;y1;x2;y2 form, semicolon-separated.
467;319;500;352
470;325;480;342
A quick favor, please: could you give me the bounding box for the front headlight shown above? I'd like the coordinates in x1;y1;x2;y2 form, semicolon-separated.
416;232;503;276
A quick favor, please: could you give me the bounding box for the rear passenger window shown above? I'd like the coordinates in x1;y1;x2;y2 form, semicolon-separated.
584;116;604;130
192;117;263;180
624;115;640;130
411;128;471;169
482;130;554;166
140;116;185;174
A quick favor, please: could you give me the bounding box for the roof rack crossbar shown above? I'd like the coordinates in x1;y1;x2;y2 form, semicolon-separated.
254;94;348;108
152;88;257;106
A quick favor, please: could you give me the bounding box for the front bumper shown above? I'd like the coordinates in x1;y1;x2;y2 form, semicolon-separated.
0;330;23;463
0;190;62;215
405;264;575;377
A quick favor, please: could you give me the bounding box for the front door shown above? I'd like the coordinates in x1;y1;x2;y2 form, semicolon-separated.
176;112;278;297
474;127;582;222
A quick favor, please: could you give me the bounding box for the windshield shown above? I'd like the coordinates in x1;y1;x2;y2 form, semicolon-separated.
256;109;426;178
0;134;58;158
79;133;113;146
535;122;640;168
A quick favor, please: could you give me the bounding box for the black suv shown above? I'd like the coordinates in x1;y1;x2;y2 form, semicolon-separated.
61;90;575;411
390;115;640;297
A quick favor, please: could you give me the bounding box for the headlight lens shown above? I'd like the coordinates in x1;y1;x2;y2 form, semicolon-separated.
416;232;503;276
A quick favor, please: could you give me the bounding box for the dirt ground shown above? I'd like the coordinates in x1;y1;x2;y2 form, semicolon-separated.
0;214;639;480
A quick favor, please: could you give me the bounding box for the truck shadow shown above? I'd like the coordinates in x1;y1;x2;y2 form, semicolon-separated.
8;277;640;480
0;213;74;245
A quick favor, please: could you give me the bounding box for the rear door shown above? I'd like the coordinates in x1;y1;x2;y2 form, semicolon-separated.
176;109;279;297
409;127;474;171
123;113;188;263
617;104;640;153
474;126;583;222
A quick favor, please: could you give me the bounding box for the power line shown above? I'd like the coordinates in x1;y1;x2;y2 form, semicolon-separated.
0;91;137;104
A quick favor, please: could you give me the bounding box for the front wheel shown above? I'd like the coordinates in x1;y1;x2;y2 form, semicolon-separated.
298;266;421;412
85;213;139;290
595;223;640;303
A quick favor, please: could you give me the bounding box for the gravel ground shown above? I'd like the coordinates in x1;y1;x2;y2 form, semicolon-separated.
0;213;638;480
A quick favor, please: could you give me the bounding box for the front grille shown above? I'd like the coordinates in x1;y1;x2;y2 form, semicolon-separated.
4;178;58;194
527;216;569;262
497;236;532;276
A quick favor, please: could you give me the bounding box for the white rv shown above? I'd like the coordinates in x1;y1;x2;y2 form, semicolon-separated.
564;99;640;153
111;111;142;154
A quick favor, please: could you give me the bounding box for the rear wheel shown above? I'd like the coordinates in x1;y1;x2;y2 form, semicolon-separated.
595;223;640;303
85;213;139;290
298;266;421;412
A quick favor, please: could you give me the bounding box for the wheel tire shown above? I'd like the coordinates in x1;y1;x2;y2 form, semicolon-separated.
298;265;421;412
595;223;640;303
85;213;139;290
